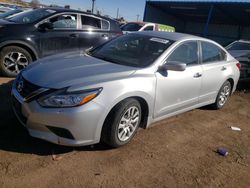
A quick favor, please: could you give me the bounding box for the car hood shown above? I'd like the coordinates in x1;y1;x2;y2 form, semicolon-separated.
22;51;137;89
228;50;250;58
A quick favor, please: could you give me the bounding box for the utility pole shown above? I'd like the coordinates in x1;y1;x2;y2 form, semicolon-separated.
116;8;119;19
91;0;96;14
136;14;140;22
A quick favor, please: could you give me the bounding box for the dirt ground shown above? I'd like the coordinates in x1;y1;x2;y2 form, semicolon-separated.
0;77;250;188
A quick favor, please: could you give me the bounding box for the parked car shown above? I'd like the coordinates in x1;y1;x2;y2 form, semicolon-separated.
0;7;12;13
12;32;240;147
226;40;250;82
0;8;122;77
0;8;27;19
121;22;175;34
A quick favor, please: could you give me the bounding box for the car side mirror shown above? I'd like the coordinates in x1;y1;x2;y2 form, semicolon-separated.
38;22;53;31
159;61;187;72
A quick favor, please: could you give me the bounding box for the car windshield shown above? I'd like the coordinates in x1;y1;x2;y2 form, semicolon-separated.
6;9;56;24
89;34;173;68
121;23;144;31
0;9;22;19
226;42;250;51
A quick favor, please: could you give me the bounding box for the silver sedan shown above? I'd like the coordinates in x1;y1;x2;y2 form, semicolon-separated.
12;32;240;147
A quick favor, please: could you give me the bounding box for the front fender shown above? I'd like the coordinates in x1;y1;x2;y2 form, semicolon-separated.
91;76;156;142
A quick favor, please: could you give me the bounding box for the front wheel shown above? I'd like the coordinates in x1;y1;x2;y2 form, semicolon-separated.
212;80;232;109
101;98;142;148
0;46;32;77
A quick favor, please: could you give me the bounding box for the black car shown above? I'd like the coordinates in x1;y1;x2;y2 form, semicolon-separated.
0;8;122;77
226;40;250;86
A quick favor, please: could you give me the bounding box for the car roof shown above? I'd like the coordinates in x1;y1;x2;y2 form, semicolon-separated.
137;31;205;41
238;40;250;43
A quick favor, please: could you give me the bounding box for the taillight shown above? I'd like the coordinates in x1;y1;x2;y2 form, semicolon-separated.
236;62;241;71
116;32;123;37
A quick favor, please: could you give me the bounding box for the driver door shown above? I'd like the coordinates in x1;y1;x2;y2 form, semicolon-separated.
154;41;202;118
38;13;80;57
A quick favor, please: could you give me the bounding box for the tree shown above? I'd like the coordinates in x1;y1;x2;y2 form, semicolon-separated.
30;0;40;8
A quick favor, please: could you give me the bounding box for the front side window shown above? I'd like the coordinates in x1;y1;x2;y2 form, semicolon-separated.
81;15;101;29
48;14;77;29
167;41;198;65
90;34;173;68
202;42;226;63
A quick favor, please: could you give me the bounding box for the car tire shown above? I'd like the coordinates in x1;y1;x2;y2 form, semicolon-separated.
0;46;32;77
211;80;232;109
101;98;142;148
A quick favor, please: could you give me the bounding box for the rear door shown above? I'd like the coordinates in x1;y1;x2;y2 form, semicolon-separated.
38;13;80;57
199;41;229;103
78;14;111;50
154;41;203;118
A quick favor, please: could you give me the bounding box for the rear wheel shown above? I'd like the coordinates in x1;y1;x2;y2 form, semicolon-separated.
211;80;231;109
101;98;142;148
0;46;32;77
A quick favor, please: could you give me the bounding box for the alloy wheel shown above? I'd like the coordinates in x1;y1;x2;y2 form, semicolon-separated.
218;83;231;106
3;52;29;74
118;106;140;142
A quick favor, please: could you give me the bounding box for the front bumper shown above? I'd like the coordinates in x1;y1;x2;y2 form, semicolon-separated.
11;86;106;146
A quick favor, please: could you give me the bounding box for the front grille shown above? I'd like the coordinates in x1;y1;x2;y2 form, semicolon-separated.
16;75;41;98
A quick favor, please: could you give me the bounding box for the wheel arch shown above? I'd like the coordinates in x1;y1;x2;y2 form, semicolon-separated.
99;95;151;145
227;78;234;94
0;41;39;61
103;96;150;129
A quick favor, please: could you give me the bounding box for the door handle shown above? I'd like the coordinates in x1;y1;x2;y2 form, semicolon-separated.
193;73;202;78
221;66;227;71
69;34;79;38
102;34;109;39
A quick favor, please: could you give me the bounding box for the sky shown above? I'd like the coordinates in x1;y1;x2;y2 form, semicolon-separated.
35;0;147;21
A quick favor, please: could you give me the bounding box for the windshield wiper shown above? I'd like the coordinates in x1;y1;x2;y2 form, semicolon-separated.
93;54;120;64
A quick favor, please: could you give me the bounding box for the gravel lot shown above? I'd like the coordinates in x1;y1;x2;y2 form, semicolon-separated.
0;77;250;188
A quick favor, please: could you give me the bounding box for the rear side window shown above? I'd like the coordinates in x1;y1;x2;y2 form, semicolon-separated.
81;15;101;29
121;23;143;31
101;19;110;30
201;42;226;63
143;26;154;31
167;41;198;65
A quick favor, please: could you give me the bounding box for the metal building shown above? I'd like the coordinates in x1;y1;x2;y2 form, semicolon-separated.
143;0;250;45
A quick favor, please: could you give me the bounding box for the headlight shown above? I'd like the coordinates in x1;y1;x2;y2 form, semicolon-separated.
38;88;102;108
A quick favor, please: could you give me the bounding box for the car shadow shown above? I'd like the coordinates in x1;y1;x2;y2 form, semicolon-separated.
0;80;110;156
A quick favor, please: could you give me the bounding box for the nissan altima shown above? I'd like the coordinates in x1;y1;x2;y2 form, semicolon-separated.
12;32;240;147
